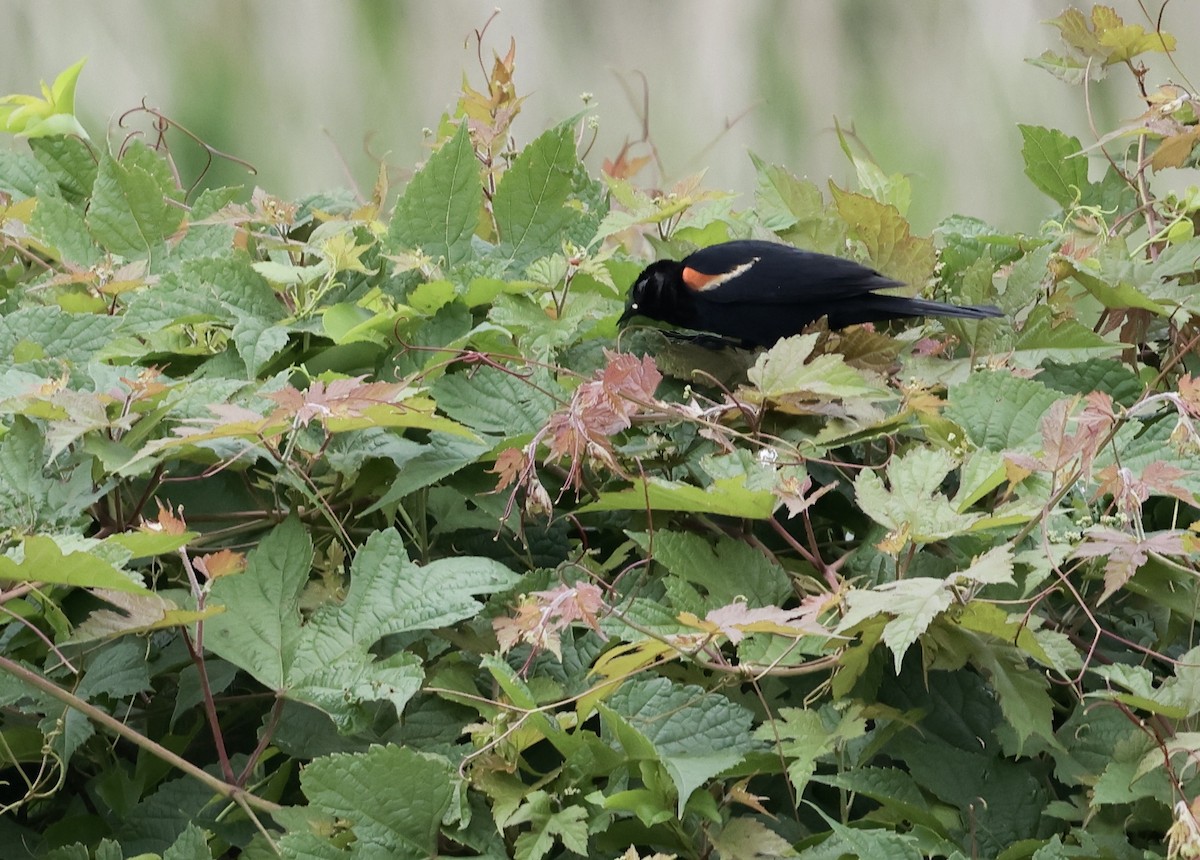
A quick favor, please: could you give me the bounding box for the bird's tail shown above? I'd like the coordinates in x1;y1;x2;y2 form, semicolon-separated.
868;296;1004;323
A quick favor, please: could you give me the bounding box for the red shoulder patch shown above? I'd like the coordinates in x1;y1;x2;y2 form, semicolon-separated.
682;259;759;292
681;266;719;291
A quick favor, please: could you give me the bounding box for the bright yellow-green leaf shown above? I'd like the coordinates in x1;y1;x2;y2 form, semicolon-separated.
0;57;89;139
0;536;147;593
578;476;776;519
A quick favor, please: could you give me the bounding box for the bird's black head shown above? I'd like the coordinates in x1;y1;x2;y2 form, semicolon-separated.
619;260;682;327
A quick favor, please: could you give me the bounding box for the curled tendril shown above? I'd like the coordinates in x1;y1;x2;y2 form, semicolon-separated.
117;99;257;200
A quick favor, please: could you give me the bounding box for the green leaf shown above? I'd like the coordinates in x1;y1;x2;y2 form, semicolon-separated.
604;677;759;815
389;122;480;268
367;434;491;511
749;152;844;254
29;136;98;204
0;536;147;593
1091;645;1200;719
829;183;936;285
0;418;93;531
0;305;123;366
1018;125;1088;207
30;194;101;266
0;149;56;199
839;578;953;671
1057;256;1168;314
204;518;313;690
945;370;1065;451
231;314;290;378
432;366;560;436
814;767;942;831
163;823;211;860
494;123;578;271
1011;304;1126;366
629;530;792;608
854;447;981;542
1036;359;1143;407
299;745;455;859
86;150;184;258
578;476;777;520
747;333;889;400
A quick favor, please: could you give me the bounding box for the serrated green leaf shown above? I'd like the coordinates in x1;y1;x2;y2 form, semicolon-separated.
629;530;791;607
0;305;122;366
204;518;312;690
839;578;953;671
300;745;454;859
30;194;101;265
813;767;940;830
945;370;1068;451
432;366;560;436
0;149;56;199
1012;304;1126;366
854;447;981;542
28;136;97;205
231;314;289;378
1058;257;1168;314
494;123;578;271
86;152;184;258
605;677;759;815
749;152;844;254
1018;125;1088;207
389;122;479;268
830;183;936;285
747;333;889;400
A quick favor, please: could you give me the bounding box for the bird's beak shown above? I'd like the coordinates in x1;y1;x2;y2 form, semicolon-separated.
617;303;638;327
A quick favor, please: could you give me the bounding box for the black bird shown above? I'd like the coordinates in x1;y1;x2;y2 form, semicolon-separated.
619;239;1002;348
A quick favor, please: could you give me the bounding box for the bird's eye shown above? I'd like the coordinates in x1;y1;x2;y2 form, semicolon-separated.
631;302;639;310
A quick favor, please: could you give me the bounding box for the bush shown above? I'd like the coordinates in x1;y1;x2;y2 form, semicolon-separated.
0;7;1198;859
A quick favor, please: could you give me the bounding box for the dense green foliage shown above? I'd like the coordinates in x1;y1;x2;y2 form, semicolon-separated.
2;7;1200;859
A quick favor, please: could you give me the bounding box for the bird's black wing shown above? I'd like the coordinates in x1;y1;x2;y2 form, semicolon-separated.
679;240;903;305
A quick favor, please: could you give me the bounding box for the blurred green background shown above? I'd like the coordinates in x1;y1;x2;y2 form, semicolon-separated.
3;1;1195;232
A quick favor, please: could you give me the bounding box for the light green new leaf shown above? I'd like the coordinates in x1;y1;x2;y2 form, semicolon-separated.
747;333;888;400
578;476;776;520
854;447;981;542
1019;125;1088;207
838;578;954;672
604;677;760;815
299;745;455;859
1091;645;1200;719
389;122;480;268
0;535;147;593
87;152;185;259
0;57;89;139
494;123;578;271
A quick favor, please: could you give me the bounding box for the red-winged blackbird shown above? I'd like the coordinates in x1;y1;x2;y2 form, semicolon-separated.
619;239;1003;348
